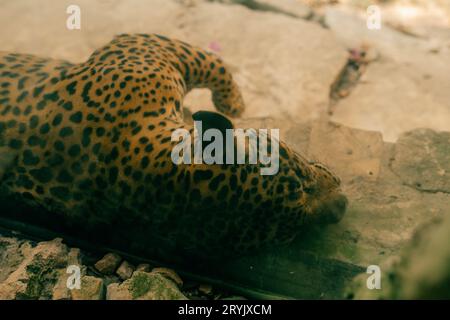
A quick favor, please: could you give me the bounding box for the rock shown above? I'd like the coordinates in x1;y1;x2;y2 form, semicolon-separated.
325;7;450;142
0;237;27;283
152;267;184;287
51;269;73;300
101;275;122;288
0;238;73;300
181;1;347;121
0;0;183;61
94;253;122;275
51;248;84;300
235;117;312;155
331;60;450;142
307;121;384;182
347;214;450;299
237;118;385;184
136;263;152;272
116;261;135;280
106;271;187;300
71;276;105;300
396;216;450;299
391;129;450;193
0;237;106;300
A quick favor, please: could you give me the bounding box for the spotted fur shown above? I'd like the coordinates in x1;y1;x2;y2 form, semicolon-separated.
0;34;346;260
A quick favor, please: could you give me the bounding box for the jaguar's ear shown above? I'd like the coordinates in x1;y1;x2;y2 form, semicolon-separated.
192;111;234;135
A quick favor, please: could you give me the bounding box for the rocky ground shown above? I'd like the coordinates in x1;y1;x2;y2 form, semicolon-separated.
0;236;239;300
0;0;449;299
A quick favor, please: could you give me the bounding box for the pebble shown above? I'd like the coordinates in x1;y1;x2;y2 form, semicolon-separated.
94;253;122;275
136;263;152;272
116;261;135;280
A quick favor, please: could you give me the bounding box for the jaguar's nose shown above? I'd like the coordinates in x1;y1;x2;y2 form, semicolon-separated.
314;193;348;225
